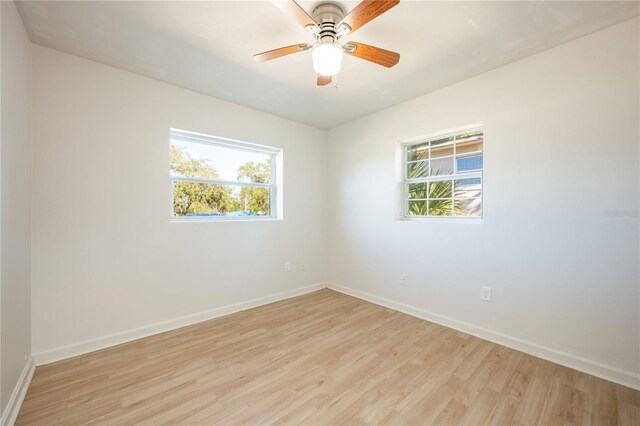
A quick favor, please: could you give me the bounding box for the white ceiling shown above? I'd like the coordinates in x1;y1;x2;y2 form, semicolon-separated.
17;1;640;129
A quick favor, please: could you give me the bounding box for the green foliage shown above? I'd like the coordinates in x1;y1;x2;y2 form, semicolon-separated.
171;147;272;216
237;161;270;184
407;165;465;217
170;146;218;179
171;146;234;216
237;161;271;215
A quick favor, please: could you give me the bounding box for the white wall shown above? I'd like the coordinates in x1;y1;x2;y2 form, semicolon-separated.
1;0;32;415
31;46;328;358
25;12;640;391
327;18;640;386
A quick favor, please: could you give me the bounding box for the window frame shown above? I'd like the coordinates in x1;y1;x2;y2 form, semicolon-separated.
401;126;484;220
169;129;280;222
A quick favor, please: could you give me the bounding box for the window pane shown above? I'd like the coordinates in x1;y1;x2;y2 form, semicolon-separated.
407;143;429;161
457;155;483;172
456;131;483;144
430;156;454;176
428;179;453;199
408;183;427;199
428;199;453;216
430;144;454;159
171;140;271;183
454;198;482;217
407;161;428;179
404;129;483;219
407;200;427;216
456;140;483;155
454;177;482;199
173;182;270;217
431;136;455;147
456;131;483;156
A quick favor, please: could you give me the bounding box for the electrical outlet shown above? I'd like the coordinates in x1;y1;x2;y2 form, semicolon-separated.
401;274;407;286
480;286;492;302
300;263;306;272
284;261;291;272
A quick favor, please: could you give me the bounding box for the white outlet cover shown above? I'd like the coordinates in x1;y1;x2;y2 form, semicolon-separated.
480;286;492;301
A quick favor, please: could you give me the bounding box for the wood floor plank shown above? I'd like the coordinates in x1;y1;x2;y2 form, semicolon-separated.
16;289;639;425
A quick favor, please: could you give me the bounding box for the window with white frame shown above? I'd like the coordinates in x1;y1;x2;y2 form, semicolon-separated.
403;128;483;218
170;129;280;220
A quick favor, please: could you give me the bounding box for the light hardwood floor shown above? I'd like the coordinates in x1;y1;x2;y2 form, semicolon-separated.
18;289;639;425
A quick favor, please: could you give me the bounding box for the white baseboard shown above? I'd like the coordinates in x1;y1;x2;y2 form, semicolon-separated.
31;281;640;390
1;356;36;426
326;282;640;391
33;283;327;366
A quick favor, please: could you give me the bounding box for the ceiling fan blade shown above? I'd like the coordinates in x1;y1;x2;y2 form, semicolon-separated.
337;0;399;35
253;44;311;63
344;42;400;68
317;75;332;86
270;1;319;32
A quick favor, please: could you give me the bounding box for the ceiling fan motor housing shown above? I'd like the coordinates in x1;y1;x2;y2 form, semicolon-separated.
312;3;346;44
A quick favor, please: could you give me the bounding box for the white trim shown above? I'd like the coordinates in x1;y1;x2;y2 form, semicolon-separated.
33;283;327;366
400;122;485;146
170;216;282;223
406;171;483;183
399;217;484;225
170;128;279;155
326;282;640;391
1;356;36;426
171;176;271;189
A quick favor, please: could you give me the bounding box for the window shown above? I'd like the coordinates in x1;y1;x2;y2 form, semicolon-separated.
170;129;280;220
403;128;483;218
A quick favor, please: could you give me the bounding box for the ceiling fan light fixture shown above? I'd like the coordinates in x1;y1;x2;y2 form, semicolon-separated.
312;43;342;76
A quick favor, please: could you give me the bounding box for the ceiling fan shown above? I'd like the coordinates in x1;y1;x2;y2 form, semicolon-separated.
253;0;400;86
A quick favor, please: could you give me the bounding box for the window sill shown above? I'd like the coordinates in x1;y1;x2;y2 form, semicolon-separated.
398;216;483;225
170;217;281;223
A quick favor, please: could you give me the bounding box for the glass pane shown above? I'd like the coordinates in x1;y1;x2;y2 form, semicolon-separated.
407;161;428;179
431;136;455;147
455;131;483;144
454;198;482;217
457;155;483;172
171;140;271;183
173;182;270;217
430;156;454;176
428;179;453;199
408;183;427;199
456;130;483;156
428;199;453;216
407;143;429;161
456;140;483;155
454;177;482;199
431;144;454;159
407;200;427;216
